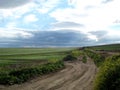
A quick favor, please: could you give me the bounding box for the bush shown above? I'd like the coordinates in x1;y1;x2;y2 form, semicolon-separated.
63;50;84;61
71;50;83;57
94;55;120;90
63;54;77;61
0;61;65;85
85;50;105;67
82;56;87;63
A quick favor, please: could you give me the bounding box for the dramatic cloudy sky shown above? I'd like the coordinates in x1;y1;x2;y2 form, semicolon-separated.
0;0;120;47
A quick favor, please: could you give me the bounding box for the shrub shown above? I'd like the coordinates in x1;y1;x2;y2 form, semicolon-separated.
71;50;83;57
63;50;84;61
94;55;120;90
0;61;64;85
85;50;105;67
82;56;87;63
63;54;77;61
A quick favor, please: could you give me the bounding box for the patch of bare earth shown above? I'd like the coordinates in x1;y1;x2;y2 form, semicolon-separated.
0;58;97;90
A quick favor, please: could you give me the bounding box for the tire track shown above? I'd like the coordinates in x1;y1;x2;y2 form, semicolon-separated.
1;58;97;90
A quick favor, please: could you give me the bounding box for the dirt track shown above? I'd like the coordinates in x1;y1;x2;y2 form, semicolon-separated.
0;58;97;90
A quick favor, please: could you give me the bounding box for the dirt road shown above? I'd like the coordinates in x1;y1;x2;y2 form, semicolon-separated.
0;58;97;90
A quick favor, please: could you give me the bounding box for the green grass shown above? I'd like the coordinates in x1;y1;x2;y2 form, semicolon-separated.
0;48;72;55
0;48;72;62
0;48;76;85
94;55;120;90
84;49;105;67
88;44;120;51
0;61;65;85
0;48;74;66
82;56;87;63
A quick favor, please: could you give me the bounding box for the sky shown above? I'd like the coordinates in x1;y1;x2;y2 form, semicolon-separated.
0;0;120;47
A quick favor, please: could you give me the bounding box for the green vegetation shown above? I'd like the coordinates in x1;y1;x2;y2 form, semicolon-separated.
84;49;105;67
0;61;64;85
0;48;75;85
71;50;84;57
63;50;84;61
85;44;120;89
82;56;87;63
63;54;77;61
94;55;120;90
0;48;73;55
0;48;73;66
89;44;120;51
1;44;119;87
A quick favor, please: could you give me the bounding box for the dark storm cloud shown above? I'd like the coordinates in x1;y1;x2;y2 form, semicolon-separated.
52;22;84;28
0;30;95;47
0;30;119;48
0;0;31;9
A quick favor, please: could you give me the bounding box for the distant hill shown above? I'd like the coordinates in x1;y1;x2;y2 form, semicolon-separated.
87;43;120;51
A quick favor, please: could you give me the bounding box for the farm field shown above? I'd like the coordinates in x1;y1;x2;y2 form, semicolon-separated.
0;48;73;67
0;48;74;86
0;44;120;90
89;44;120;51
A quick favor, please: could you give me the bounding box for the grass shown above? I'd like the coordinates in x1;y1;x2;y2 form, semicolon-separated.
0;48;75;72
1;44;119;86
0;48;72;55
82;56;87;63
88;44;120;51
0;61;65;85
84;49;105;67
94;55;120;90
0;48;75;85
0;48;74;66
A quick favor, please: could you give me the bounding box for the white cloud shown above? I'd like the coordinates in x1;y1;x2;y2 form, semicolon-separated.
0;28;33;39
50;0;120;41
86;33;98;41
106;30;120;39
36;0;61;14
0;0;61;19
24;14;38;23
0;2;36;18
50;0;120;31
68;0;77;6
0;0;120;46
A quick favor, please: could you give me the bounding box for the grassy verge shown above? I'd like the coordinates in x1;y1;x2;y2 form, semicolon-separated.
94;55;120;90
0;61;64;85
84;49;105;67
82;56;87;63
63;50;84;61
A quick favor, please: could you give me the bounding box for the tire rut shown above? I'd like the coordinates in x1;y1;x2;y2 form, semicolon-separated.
1;58;97;90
